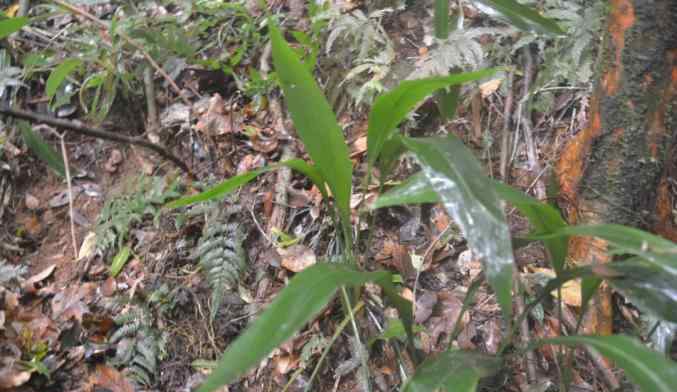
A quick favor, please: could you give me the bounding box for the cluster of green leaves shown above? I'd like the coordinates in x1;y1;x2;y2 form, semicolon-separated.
96;175;180;255
162;3;677;392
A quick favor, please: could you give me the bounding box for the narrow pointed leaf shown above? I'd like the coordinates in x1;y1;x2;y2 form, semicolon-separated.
110;245;131;277
270;24;352;224
19;121;65;177
596;258;677;323
0;17;28;40
476;0;564;36
533;225;677;271
197;263;408;392
403;350;501;392
165;160;325;209
368;69;499;167
46;58;82;99
538;335;677;392
401;135;513;321
371;172;439;209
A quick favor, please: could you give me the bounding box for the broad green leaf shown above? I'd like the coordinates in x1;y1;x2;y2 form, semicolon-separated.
110;245;131;277
402;350;501;392
534;224;677;272
0;17;28;40
476;0;564;36
492;180;568;274
402;135;513;322
368;69;498;168
46;59;82;99
539;335;677;392
19;121;65;177
370;172;439;209
197;263;409;392
269;24;352;226
371;174;568;274
165;160;324;209
596;258;677;323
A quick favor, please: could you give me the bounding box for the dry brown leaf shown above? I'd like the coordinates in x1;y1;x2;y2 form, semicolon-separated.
0;365;31;389
278;245;316;272
479;79;502;98
86;364;134;392
22;264;56;294
415;291;437;323
104;149;123;173
25;193;39;210
51;283;96;323
77;232;97;261
195;94;231;136
350;135;367;157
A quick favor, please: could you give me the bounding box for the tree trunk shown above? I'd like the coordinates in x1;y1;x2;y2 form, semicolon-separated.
555;0;677;334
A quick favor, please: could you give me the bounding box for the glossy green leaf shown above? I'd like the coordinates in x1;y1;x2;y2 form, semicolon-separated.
476;0;564;36
19;121;65;177
402;350;501;392
371;175;568;274
596;258;677;323
270;24;352;225
197;263;409;392
46;58;82;99
402;135;513;322
165;160;325;209
370;172;439;209
492;180;568;274
368;68;499;168
533;224;677;271
0;17;28;40
538;335;677;392
110;245;131;277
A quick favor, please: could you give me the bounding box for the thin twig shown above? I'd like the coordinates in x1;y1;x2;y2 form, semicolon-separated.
0;105;193;176
499;71;514;179
50;0;191;106
143;65;159;135
58;132;78;258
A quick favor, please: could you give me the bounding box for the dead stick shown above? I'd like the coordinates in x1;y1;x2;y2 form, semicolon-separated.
50;0;191;106
58;132;78;258
0;105;193;177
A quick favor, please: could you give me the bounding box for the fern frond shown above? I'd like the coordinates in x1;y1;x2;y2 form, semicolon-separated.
110;305;162;387
196;205;247;320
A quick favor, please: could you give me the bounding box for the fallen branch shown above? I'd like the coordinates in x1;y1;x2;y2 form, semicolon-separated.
0;105;193;177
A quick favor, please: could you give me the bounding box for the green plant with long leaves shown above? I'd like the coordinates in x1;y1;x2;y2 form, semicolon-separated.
165;4;677;392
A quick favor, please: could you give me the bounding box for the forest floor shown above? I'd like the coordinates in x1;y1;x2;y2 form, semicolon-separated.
1;1;674;391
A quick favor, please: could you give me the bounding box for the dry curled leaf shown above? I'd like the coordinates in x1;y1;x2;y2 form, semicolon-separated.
278;244;316;272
